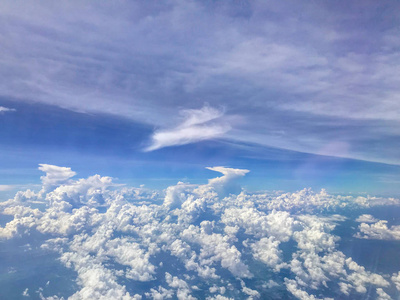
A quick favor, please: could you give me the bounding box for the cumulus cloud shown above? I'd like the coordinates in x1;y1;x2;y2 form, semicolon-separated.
145;105;231;151
0;164;399;299
206;166;249;196
251;237;284;271
392;271;400;291
284;279;319;300
355;220;400;240
355;214;379;223
38;164;76;193
376;288;391;300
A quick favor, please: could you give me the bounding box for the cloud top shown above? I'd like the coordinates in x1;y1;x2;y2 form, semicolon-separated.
207;166;249;196
38;164;76;193
0;164;399;299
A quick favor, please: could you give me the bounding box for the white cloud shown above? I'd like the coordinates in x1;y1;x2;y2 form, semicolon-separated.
144;286;173;299
38;164;76;193
221;207;294;241
206;166;249;196
165;273;196;300
22;288;29;297
206;296;233;300
163;181;196;209
376;288;391;300
0;185;14;191
0;106;16;113
181;224;253;278
251;237;283;271
104;238;156;282
293;215;340;253
345;258;390;293
163;166;249;210
240;279;260;299
1;164;399;299
45;174;114;207
392;271;400;291
286;214;389;297
355;214;379;223
145;105;231;151
207;166;249;186
285;279;320;300
355;220;400;240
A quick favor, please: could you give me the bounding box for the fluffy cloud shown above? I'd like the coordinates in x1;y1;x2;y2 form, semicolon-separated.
355;220;400;240
39;164;77;194
284;279;320;300
181;222;253;279
206;166;249;196
287;216;390;297
0;164;399;299
251;237;284;271
392;271;400;291
376;288;391;300
165;272;196;300
355;214;379;223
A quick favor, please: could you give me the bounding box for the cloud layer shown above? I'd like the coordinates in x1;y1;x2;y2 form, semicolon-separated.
1;164;400;299
0;1;399;163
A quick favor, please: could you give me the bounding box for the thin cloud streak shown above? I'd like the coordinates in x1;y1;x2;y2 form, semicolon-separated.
0;106;16;113
145;105;231;151
0;185;14;191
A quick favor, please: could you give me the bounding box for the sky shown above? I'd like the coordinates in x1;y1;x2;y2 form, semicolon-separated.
0;0;400;193
2;2;400;299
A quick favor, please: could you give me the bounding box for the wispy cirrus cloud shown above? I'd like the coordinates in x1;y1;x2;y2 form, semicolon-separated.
0;1;400;164
144;105;231;151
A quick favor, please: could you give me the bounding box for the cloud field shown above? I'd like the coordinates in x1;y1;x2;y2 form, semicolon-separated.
1;165;400;299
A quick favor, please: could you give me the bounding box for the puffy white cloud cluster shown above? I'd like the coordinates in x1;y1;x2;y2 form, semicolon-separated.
392;271;400;291
286;215;390;298
356;220;400;241
0;164;399;299
355;214;379;223
38;164;77;195
214;188;400;215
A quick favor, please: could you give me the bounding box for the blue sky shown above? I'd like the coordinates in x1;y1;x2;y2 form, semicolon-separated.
1;0;400;195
